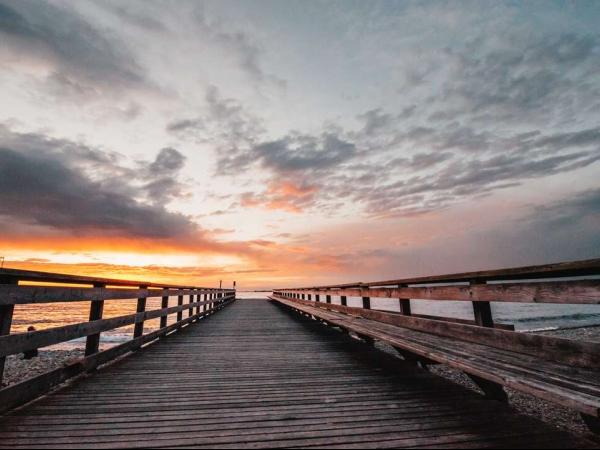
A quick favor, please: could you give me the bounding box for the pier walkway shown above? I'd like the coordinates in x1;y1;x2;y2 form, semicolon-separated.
0;299;594;448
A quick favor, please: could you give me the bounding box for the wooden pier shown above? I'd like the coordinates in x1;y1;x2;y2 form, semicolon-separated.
0;261;599;448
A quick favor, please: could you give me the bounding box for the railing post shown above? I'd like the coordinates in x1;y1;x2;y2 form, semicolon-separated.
160;291;169;333
0;276;17;386
195;290;201;317
471;280;494;327
315;293;320;303
133;285;148;339
326;294;331;304
399;284;411;315
340;295;347;306
85;282;106;356
177;293;184;323
362;286;371;309
188;291;194;318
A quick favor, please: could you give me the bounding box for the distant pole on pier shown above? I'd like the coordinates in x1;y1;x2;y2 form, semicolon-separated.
233;281;236;289
219;280;222;289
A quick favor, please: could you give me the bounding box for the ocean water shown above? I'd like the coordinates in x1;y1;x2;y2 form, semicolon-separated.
10;291;600;350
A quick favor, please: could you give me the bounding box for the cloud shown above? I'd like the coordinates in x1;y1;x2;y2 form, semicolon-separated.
253;133;356;173
241;181;318;213
0;126;193;239
0;0;147;97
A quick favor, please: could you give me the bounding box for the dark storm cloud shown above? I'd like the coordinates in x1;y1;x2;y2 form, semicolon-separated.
0;127;194;238
0;0;146;95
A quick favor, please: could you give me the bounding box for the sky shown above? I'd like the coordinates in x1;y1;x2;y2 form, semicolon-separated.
0;0;599;289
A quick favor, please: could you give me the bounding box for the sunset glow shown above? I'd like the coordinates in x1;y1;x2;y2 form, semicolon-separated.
1;0;599;289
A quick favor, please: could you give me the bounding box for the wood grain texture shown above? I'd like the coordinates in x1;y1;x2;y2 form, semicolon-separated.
0;300;593;449
0;286;229;305
276;280;600;304
273;297;600;419
272;296;600;368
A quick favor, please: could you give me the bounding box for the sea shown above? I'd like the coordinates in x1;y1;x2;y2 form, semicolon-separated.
10;290;600;350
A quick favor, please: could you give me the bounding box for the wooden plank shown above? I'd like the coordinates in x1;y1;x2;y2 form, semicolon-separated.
272;296;600;368
275;298;600;417
133;287;147;339
276;279;600;304
0;286;223;305
0;268;233;290
159;295;169;328
84;283;106;356
0;299;592;449
0;277;16;385
177;295;183;323
0;298;235;414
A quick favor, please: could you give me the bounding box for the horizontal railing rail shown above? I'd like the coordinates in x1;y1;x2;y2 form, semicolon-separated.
271;258;600;359
0;268;235;413
273;258;600;326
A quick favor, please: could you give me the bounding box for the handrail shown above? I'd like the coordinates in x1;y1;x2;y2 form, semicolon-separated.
0;267;220;289
0;268;236;413
272;258;600;329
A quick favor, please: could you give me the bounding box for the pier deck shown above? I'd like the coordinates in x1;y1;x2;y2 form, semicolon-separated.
0;299;593;449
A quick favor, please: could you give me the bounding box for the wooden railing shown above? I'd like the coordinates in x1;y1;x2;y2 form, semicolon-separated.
271;259;600;432
273;258;600;328
0;268;235;413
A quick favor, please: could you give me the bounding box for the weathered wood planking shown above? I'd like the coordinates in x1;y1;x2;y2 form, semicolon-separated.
0;297;234;414
271;295;600;369
275;279;600;304
0;286;230;305
0;300;593;449
273;297;600;419
0;268;215;289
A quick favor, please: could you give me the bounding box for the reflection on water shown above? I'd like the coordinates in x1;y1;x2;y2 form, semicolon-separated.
11;292;600;350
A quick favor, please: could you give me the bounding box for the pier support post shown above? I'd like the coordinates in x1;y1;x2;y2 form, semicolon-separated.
469;280;506;400
362;295;371;309
85;282;106;356
472;280;494;328
195;290;201;318
133;286;148;339
581;413;600;435
340;296;347;306
177;294;184;323
467;374;508;402
399;285;411;315
160;293;169;335
0;276;17;386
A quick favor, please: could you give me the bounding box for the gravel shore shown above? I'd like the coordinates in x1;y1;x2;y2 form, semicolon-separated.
1;349;83;388
427;325;600;440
